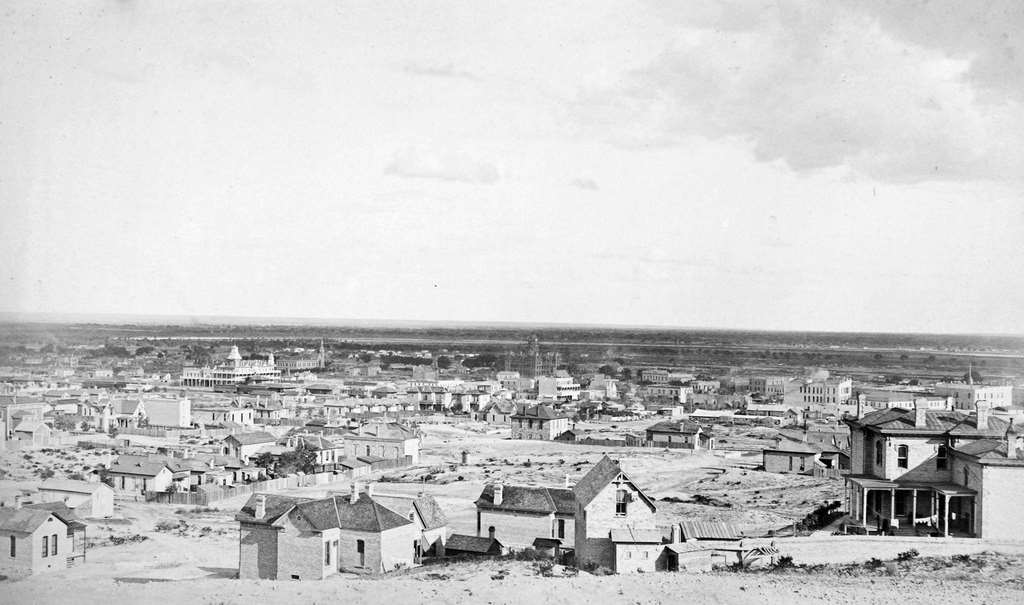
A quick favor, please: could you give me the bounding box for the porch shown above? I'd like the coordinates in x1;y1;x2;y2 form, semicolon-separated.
845;476;976;537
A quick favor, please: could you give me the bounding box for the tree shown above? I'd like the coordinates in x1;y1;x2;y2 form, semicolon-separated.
962;369;984;383
598;364;618;376
436;356;452;370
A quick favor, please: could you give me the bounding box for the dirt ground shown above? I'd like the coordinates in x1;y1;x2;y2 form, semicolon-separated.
5;423;1024;603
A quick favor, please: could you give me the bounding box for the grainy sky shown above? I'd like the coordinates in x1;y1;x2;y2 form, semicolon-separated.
2;1;1022;333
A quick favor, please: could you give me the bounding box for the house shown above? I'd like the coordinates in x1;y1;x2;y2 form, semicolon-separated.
222;431;279;462
947;428;1024;540
236;488;418;579
286;434;346;471
343;423;420;464
105;457;177;495
36;480;115;518
844;400;1013;537
573;456;660;573
0;505;82;577
373;491;449;560
474;483;575;550
11;420;52;448
481;400;519;424
443;534;503;557
510;405;571;440
645;420;714;450
762;442;849;475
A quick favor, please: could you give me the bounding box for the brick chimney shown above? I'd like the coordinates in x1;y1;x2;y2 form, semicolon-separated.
914;399;928;428
493;483;503;506
670;523;681;543
975;400;991;430
254;494;266;519
1007;421;1020;459
350;483;360;504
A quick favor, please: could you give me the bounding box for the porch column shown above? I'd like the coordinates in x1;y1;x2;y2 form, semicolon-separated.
862;488;869;525
943;494;951;537
889;489;896;524
911;490;918;526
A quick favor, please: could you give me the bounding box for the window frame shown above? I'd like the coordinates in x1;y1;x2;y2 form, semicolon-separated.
896;445;909;469
42;535;48;558
875;440;884;466
936;445;949;470
615;488;628;516
9;535;14;558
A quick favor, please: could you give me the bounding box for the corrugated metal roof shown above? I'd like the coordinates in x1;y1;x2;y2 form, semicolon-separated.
679;521;742;541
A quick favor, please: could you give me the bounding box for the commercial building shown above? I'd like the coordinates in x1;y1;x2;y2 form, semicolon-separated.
799;377;853;405
180;346;281;387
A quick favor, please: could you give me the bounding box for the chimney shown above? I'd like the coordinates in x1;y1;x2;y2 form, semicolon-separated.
488;526;496;539
13;495;21;510
564;475;572;489
855;395;864;419
670;523;681;544
350;483;359;504
1006;421;1019;459
254;494;266;519
976;400;991;430
914;399;928;428
493;483;504;507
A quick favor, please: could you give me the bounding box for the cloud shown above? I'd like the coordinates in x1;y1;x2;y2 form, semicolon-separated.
575;1;1024;183
571;177;599;190
385;146;499;184
401;62;479;81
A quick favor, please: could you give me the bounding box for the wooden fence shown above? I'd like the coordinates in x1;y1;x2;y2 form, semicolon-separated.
144;458;410;505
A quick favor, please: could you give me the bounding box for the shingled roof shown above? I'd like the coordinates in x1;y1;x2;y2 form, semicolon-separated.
224;431;278;446
475;485;575;515
0;508;72;535
237;493;412;532
573;455;657;511
851;408;1009;437
511;405;567;420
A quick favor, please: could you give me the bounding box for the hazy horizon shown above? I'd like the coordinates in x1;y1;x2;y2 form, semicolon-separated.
3;2;1022;334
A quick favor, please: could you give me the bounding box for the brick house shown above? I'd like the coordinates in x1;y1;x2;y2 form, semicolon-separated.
343;422;420;464
947;428;1024;540
844;400;1013;536
510;405;570;440
762;442;849;475
474;483;575;550
573;456;660;573
0;506;82;578
236;488;418;580
105;457;177;495
645;420;714;450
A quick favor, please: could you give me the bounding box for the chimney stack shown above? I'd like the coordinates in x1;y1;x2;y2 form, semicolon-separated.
564;475;572;489
350;483;359;504
254;494;266;518
1006;421;1019;459
914;399;928;428
856;395;865;420
493;483;504;507
670;523;681;544
976;400;991;430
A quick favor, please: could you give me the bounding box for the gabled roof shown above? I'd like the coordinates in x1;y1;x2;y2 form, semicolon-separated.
24;502;87;530
107;457;173;477
374;494;449;530
572;455;657;513
237;493;413;532
224;431;278;446
0;508;70;534
646;420;704;435
354;422;417;440
38;479;110;495
12;420;47;433
679;521;742;541
850;407;1009;437
475;485;575;515
610;528;663;543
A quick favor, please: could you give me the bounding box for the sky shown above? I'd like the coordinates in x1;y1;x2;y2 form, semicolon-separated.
1;0;1023;334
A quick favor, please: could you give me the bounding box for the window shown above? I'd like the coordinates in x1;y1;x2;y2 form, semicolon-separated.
875;440;884;466
9;536;14;557
51;534;57;556
936;445;948;470
42;535;48;558
897;445;909;469
615;489;628;516
963;468;969;486
557;519;565;539
356;539;365;567
324;542;331;566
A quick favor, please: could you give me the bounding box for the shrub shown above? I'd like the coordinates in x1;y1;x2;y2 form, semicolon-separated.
154;520;182;532
773;555;795;569
534;560;555;577
865;557;884;569
897;549;919;562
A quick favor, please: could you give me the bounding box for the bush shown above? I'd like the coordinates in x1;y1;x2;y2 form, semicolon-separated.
897;549;920;562
865;557;884;569
511;548;543;561
534;560;555;577
154;520;182;532
773;555;795;570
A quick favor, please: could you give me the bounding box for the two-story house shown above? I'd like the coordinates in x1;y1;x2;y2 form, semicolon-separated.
510;405;570;440
644;420;714;450
573;456;659;573
844;400;1011;537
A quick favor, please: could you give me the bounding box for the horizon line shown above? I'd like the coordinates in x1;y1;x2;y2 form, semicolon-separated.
0;311;1021;339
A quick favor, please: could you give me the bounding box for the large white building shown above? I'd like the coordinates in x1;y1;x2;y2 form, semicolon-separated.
143;397;192;428
933;381;1013;411
799;377;853;405
537;371;581;401
180;346;281;387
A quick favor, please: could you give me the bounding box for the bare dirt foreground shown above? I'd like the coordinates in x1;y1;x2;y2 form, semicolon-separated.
5;424;1024;603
